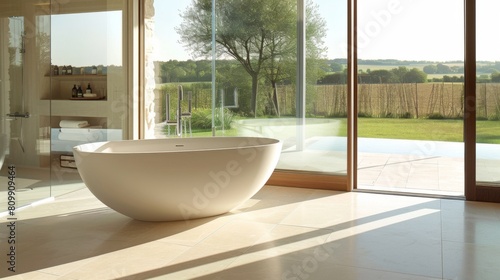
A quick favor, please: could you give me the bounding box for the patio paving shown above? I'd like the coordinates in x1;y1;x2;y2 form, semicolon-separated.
278;136;500;197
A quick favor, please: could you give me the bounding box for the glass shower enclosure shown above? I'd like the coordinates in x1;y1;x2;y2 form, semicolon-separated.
0;0;52;209
0;0;128;211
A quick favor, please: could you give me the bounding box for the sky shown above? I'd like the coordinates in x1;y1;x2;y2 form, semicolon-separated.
152;0;500;63
50;0;500;66
51;11;122;66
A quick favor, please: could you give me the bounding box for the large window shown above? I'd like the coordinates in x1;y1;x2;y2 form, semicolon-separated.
145;0;348;175
475;0;500;186
356;0;465;196
142;0;500;200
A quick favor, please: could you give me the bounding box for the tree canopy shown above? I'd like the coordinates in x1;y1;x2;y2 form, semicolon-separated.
176;0;327;116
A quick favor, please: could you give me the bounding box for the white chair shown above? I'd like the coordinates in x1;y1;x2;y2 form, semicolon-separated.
165;86;192;137
181;90;192;137
164;93;179;136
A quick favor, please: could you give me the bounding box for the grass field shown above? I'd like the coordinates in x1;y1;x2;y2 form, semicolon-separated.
340;118;500;144
188;117;500;144
368;118;500;144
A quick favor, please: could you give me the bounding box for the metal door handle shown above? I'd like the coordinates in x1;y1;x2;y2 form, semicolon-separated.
6;112;30;119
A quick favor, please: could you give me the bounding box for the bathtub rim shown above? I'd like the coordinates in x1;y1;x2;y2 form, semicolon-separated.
73;136;282;155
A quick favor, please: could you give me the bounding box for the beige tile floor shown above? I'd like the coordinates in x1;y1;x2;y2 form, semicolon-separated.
2;185;500;279
278;149;466;196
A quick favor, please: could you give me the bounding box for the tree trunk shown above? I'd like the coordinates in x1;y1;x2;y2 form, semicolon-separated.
271;81;280;117
251;74;259;117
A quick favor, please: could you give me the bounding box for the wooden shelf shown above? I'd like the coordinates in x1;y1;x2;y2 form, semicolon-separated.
69;97;106;100
47;74;107;80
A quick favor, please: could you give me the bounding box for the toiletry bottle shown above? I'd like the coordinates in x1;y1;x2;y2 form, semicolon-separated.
53;65;59;75
62;65;67;75
72;84;77;98
77;86;83;98
67;65;72;75
91;65;97;75
86;83;92;93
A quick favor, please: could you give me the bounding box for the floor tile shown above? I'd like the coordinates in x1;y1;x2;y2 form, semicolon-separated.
3;184;500;279
443;241;500;280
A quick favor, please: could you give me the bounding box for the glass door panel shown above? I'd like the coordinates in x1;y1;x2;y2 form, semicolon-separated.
476;0;500;186
49;0;128;197
356;0;464;196
145;0;347;176
274;0;347;174
0;0;52;208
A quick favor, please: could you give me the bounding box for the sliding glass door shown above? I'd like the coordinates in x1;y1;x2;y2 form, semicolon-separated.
356;0;465;196
145;0;348;185
473;0;500;201
142;0;500;201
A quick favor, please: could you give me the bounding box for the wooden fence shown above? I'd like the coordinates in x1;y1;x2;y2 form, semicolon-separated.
277;83;500;119
155;83;500;122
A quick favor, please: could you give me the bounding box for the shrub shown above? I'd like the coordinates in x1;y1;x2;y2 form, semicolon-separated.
214;108;234;129
399;112;412;119
191;108;234;130
191;109;212;129
488;114;500;121
427;113;444;119
357;112;372;118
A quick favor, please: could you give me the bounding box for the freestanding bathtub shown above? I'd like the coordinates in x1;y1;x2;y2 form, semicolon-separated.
73;137;282;221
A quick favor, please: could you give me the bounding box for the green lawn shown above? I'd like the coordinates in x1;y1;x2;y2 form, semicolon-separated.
352;118;500;144
357;118;464;142
187;118;500;144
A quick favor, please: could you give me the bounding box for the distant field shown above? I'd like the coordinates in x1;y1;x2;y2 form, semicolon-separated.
357;63;464;80
356;61;497;79
357;63;429;72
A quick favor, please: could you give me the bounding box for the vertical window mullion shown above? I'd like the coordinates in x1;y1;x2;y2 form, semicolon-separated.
296;0;306;150
347;0;358;191
464;0;476;200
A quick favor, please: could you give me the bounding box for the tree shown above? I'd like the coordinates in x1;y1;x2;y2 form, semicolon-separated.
177;0;327;116
330;62;343;72
436;63;451;74
390;66;409;83
404;68;427;83
369;69;393;83
423;64;437;74
491;71;500;83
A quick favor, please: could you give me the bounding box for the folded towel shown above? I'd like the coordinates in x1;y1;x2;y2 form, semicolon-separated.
58;132;100;142
59;120;89;128
60;126;102;134
83;93;97;98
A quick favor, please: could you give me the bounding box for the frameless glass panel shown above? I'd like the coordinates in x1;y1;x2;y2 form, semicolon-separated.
476;0;500;185
0;0;52;208
357;0;464;196
145;0;210;139
146;0;347;175
49;0;128;196
273;0;347;174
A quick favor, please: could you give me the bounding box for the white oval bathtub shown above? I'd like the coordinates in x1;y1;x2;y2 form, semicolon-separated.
73;137;282;221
